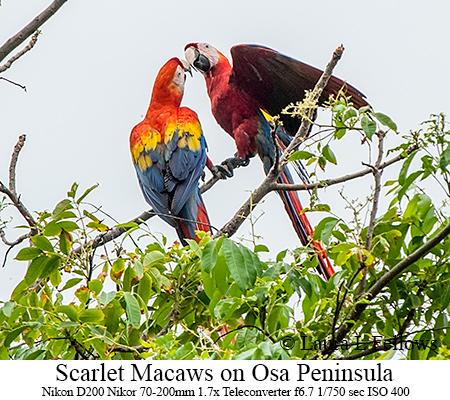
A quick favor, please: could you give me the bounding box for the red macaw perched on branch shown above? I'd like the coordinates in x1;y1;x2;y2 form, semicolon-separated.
130;57;211;243
184;43;369;279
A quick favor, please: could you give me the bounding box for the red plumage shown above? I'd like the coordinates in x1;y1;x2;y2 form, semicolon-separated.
130;57;212;244
184;43;351;279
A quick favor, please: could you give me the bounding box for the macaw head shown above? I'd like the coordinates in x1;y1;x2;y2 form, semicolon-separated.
184;43;225;74
151;57;191;106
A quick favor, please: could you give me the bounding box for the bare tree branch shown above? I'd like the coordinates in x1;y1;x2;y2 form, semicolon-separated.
0;135;37;234
8;134;26;195
199;175;220;194
73;210;156;255
273;144;418;192
0;32;39;74
0;0;68;64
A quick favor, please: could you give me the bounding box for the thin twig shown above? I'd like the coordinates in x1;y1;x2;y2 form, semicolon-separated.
153;309;179;340
0;0;68;64
8;134;26;195
358;131;385;297
0;77;27;91
0;232;30;268
0;135;37;234
111;309;179;354
214;325;276;344
0;32;39;74
273;144;418;192
73;210;156;255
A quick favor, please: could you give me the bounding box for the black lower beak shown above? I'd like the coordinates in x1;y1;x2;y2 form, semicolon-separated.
193;51;211;73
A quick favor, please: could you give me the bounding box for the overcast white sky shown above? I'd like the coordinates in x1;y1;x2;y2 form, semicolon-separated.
1;1;450;297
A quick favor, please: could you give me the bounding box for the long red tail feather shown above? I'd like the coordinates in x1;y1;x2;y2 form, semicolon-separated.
177;198;212;243
278;171;334;280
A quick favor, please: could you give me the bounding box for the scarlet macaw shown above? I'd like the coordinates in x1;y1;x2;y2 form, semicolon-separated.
184;43;369;279
129;57;211;243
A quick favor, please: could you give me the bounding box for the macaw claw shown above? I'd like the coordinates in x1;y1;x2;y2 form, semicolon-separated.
221;155;250;170
209;156;250;180
209;164;233;180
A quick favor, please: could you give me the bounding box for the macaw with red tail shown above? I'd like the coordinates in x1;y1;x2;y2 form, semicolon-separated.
184;43;369;279
130;57;211;243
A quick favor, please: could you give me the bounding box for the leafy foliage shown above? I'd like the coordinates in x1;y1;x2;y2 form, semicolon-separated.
1;103;450;360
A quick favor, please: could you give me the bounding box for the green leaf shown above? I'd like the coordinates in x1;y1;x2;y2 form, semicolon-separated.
298;277;313;298
439;145;450;170
241;244;262;280
59;230;72;255
343;108;357;122
143;250;165;267
318;155;326;170
60;278;82;291
361;115;376;140
88;279;103;296
39;256;61;279
311;203;331;212
58;321;79;329
31;235;54;252
0;346;9;360
289;151;315;162
137;272;152;305
373;112;397;131
44;221;62;236
52;199;73;220
2;302;14;317
334;119;347;139
79;309;104;323
99;291;116;306
202;240;218;273
50;267;62;287
15;247;43;261
57;221;79;232
67;183;79;198
56;305;79;322
83;209;99;222
4;326;28;348
123;292;141;328
223;239;255;293
276;249;287;262
148;267;170;290
254;244;269;253
87;221;109;232
313;217;339;244
123;266;137;292
398;150;418;185
76;183;99;204
25;256;48;285
111;258;125;280
322;145;337;165
10;279;28;301
132;260;143;280
25;349;46;360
